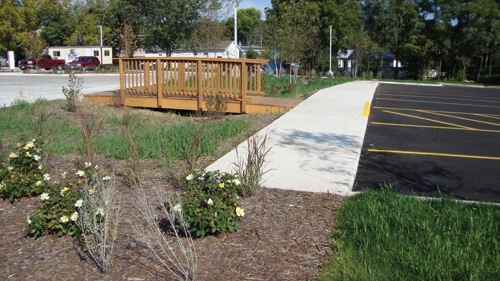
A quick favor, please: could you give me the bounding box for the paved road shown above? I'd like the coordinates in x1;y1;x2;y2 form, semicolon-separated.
0;72;119;107
354;83;500;202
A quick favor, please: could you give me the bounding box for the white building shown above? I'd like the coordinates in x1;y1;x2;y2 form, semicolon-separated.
47;46;113;65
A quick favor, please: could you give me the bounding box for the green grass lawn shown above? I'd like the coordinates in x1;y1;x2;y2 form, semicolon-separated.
262;75;357;98
319;186;500;281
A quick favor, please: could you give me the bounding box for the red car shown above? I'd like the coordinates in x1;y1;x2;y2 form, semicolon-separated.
67;56;100;71
19;55;65;70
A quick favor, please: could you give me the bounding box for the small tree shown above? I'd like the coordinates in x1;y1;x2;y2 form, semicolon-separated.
23;32;48;70
119;23;136;58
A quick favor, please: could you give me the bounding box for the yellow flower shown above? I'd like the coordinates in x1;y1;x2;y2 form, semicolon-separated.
236;207;245;217
219;183;225;188
60;216;69;223
89;188;96;194
35;180;42;186
60;187;69;196
0;183;3;190
26;151;31;157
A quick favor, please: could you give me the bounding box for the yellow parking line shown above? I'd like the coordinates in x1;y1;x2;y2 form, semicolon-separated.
371;122;500;133
378;93;500;104
419;110;500;127
376;97;500;109
377;90;495;99
368;149;500;160
374;107;500;117
382;110;473;129
362;101;371;117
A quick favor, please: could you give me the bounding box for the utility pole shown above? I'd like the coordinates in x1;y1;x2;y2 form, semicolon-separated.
328;25;333;76
234;1;238;58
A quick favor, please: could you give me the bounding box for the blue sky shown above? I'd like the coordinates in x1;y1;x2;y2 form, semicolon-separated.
239;0;272;17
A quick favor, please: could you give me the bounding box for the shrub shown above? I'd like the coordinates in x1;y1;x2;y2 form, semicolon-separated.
25;162;105;239
0;139;50;202
77;171;121;272
180;170;245;238
62;74;83;112
26;173;82;238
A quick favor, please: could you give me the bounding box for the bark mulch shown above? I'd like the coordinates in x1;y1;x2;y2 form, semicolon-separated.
0;168;343;281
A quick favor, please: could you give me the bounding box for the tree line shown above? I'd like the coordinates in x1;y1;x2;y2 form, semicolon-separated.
1;0;499;82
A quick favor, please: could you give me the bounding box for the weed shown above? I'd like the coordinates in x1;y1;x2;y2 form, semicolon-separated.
232;134;271;197
79;112;104;163
204;93;227;119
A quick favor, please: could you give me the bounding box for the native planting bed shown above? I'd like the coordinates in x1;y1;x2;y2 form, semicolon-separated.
0;98;343;280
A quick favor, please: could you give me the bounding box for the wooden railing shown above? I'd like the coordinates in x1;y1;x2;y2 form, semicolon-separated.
117;57;268;112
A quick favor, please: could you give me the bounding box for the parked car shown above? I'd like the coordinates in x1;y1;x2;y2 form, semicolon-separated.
19;55;65;70
261;59;285;75
67;56;100;71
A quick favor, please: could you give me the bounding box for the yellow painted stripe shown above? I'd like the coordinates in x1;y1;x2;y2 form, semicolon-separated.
376;97;500;109
368;149;500;160
362;101;371;117
382;110;473;129
419;110;500;127
374;107;500;119
378;93;500;104
371;122;500;133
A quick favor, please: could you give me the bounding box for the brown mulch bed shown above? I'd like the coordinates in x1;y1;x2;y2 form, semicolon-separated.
0;101;344;281
0;179;343;281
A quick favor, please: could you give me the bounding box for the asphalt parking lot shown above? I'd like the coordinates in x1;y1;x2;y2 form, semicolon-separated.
353;83;500;203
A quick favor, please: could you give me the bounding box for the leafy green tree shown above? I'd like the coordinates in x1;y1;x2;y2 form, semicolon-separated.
0;0;38;56
38;0;75;46
266;0;320;82
137;0;205;55
226;7;264;45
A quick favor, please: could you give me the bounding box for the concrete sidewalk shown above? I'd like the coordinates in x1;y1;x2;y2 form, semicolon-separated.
207;80;379;195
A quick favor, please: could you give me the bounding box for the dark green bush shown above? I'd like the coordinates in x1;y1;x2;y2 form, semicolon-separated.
179;170;244;238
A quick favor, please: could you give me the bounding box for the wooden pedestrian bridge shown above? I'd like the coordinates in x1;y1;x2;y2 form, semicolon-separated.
84;57;301;114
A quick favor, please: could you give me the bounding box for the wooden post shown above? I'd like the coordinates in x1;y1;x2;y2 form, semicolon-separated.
156;58;163;108
197;59;203;110
241;61;247;113
179;61;185;95
144;60;150;93
119;58;125;105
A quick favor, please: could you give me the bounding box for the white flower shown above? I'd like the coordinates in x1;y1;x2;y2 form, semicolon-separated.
34;155;41;161
84;162;91;167
7;166;13;171
96;207;104;216
102;176;111;181
43;174;50;181
207;198;213;206
27;216;31;225
60;216;69;223
38;165;43;170
61;171;67;179
232;179;241;185
94;165;99;170
16;143;21;147
236;207;245;217
185;174;194;181
40;193;49;201
173;204;182;212
75;199;83;208
9;152;18;158
76;170;85;177
35;180;42;186
70;212;79;222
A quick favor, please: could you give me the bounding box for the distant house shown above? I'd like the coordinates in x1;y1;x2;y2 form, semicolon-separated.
338;49;405;78
171;41;242;59
47;46;113;65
